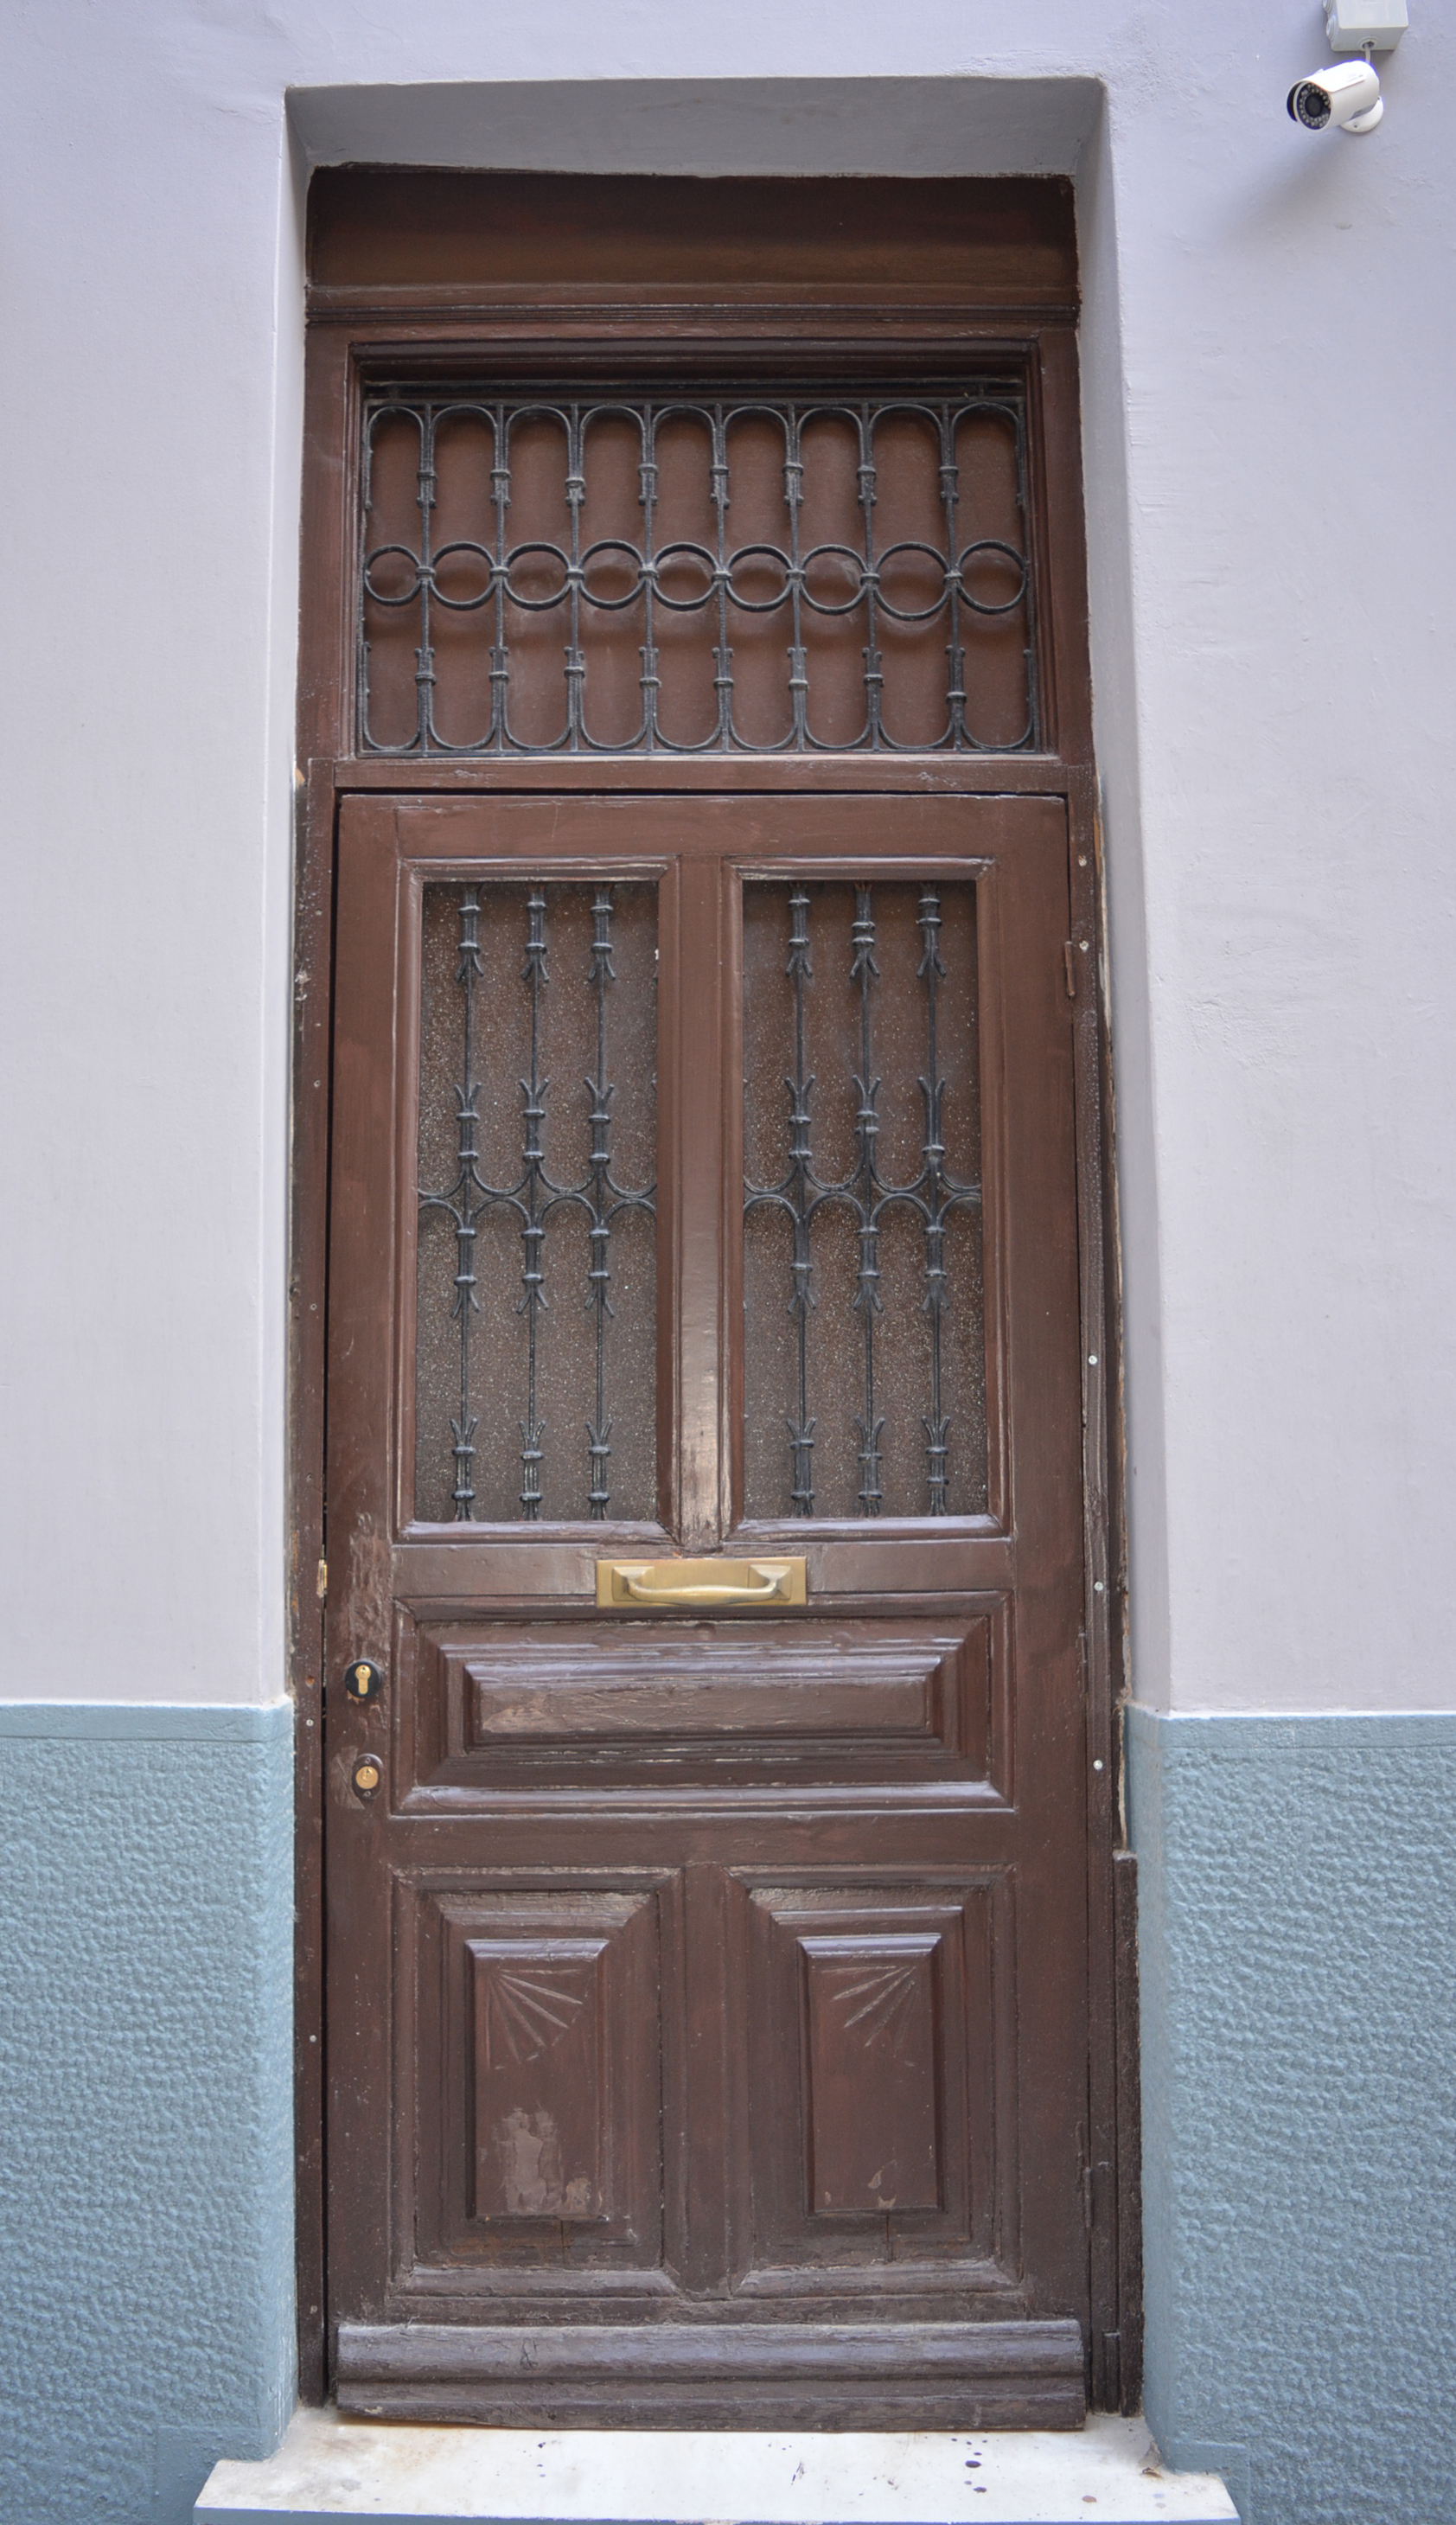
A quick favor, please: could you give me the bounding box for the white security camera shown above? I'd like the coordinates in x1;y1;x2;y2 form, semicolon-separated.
1288;58;1384;131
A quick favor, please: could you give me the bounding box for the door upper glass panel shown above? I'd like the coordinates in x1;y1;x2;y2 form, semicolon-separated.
359;392;1037;757
414;879;658;1525
743;879;987;1521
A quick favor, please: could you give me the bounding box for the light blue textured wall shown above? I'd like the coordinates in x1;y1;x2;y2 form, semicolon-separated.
8;1695;1453;2525
1127;1707;1456;2525
0;1704;296;2525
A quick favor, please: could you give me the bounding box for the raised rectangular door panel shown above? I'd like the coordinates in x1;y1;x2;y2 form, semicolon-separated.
411;1883;666;2277
470;1935;608;2222
395;1609;1002;1797
324;787;1089;2420
737;1882;1002;2285
804;1936;942;2216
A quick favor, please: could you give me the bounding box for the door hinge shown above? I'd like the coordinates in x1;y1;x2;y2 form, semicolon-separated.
1102;2328;1123;2413
1082;2156;1112;2234
316;1557;328;1603
1063;940;1076;999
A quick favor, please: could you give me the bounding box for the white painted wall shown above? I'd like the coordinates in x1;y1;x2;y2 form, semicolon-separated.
1;3;1451;1715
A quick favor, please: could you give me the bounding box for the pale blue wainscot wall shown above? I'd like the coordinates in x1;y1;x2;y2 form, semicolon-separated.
0;1703;295;2525
6;1697;1454;2525
1128;1706;1456;2525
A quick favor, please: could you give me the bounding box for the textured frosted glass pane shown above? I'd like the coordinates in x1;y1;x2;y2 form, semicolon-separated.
415;881;657;1524
744;880;986;1521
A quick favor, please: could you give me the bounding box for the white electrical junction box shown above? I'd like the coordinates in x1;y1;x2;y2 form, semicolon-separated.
1325;0;1408;52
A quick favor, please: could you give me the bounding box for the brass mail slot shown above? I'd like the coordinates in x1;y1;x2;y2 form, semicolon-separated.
596;1557;808;1610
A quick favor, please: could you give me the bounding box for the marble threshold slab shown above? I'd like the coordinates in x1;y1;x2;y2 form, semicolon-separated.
196;2408;1237;2525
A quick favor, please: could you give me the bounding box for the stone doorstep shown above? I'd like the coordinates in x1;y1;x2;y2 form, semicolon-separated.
195;2409;1238;2525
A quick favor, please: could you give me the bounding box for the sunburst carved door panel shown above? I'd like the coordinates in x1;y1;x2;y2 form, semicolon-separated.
735;1881;1004;2281
412;1883;666;2274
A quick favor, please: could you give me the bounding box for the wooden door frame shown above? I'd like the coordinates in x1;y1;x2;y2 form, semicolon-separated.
288;176;1137;2413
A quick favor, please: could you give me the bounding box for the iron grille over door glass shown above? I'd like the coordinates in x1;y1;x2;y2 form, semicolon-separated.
360;393;1038;755
414;881;658;1525
743;880;987;1521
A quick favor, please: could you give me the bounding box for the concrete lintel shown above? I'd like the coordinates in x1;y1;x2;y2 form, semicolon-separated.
285;75;1103;180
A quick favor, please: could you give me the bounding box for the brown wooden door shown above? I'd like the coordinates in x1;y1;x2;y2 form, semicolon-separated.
324;787;1089;2427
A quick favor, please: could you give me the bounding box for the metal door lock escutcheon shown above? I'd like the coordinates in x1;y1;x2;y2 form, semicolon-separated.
344;1659;385;1703
351;1755;383;1801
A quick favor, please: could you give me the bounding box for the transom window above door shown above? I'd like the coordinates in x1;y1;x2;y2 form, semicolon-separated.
359;389;1038;757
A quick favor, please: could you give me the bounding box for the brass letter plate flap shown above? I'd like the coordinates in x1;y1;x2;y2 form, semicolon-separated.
596;1557;808;1610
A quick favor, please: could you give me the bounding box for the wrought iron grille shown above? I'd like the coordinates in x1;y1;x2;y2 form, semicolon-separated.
415;881;656;1525
360;390;1038;755
743;880;986;1520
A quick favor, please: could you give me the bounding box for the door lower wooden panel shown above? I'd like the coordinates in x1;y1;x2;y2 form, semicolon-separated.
335;2316;1086;2429
740;1881;1003;2274
391;1861;1022;2307
399;1609;1005;1797
417;1883;664;2268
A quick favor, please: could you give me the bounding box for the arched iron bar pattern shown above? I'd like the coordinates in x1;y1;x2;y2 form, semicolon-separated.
359;391;1038;756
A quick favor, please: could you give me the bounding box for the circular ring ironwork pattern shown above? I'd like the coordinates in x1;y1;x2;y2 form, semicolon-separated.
359;392;1039;757
363;533;1030;623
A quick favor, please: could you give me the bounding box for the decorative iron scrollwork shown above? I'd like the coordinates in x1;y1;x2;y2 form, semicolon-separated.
361;392;1038;756
744;883;982;1518
418;885;655;1522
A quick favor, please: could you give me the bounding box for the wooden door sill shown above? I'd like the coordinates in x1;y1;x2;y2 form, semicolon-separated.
335;2318;1082;2432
